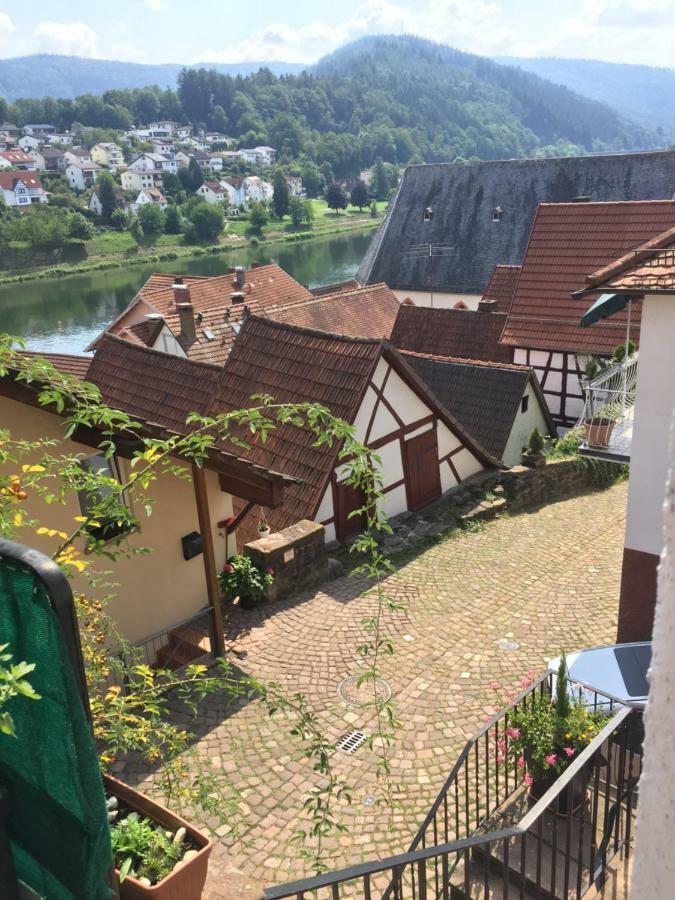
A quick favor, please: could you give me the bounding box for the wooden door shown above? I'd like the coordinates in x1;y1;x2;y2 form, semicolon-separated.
404;428;442;510
335;481;367;542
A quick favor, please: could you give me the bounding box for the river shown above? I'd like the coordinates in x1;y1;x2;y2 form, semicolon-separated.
0;230;373;355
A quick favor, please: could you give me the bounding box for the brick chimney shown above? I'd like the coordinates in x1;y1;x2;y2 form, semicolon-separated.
172;277;191;308
478;298;497;312
233;266;246;289
177;302;196;342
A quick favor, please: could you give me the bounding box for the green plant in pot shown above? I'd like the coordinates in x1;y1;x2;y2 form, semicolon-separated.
583;402;620;448
521;427;546;468
497;656;605;814
218;554;274;609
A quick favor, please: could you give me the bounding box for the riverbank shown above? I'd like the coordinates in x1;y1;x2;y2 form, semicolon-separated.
0;211;381;287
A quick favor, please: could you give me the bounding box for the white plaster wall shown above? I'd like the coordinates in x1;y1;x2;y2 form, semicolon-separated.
369;402;400;443
377;438;404;484
629;409;675;897
381;483;408;519
385;368;431;424
437;421;462;459
353;385;377;441
315;485;334;523
370;357;389;390
152;325;187;357
452;446;484;481
392;289;481;309
502;384;551;468
624;295;675;556
513;349;528;365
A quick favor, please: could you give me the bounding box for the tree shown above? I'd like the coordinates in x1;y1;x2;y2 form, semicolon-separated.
137;202;165;236
187;158;204;191
372;157;390;201
325;182;347;214
164;204;182;235
69;212;95;241
247;201;268;235
129;218;144;245
210;104;229;133
8;206;70;253
110;207;128;230
161;172;182;197
272;168;290;219
300;161;324;199
96;171;117;221
289;195;304;227
186;201;224;242
350;180;368;211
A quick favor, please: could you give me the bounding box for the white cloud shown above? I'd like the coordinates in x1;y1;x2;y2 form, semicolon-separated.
144;0;168;10
35;21;99;57
0;12;13;48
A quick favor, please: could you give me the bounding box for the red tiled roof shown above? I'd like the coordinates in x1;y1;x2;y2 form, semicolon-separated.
583;225;675;294
310;279;360;297
265;283;400;338
202;181;225;193
0;149;33;163
0;171;43;191
501;201;675;353
390;305;512;363
21;351;91;379
481;264;521;311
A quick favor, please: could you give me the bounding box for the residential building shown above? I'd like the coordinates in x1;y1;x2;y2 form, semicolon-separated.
64;147;92;165
88;184;129;217
243;175;273;204
132;187;167;212
0;149;37;170
17;135;40;152
574;224;675;642
237;146;277;167
90;142;125;171
128;153;177;175
147;137;175;156
286;175;304;196
220;176;246;207
356;150;675;308
196;180;229;205
0;136;15;151
23;124;55;138
0;171;48;207
0;123;19;138
46;132;73;146
500;200;675;430
147;120;180;136
120;168;157;192
28;147;65;172
65;161;101;191
0;345;294;648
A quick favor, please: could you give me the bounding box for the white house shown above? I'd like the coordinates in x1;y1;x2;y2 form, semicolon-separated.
120;168;157;192
64;147;92;166
220;177;246;208
46;132;73;146
18;135;40;152
196;181;229;205
23;124;55;138
90;142;125;171
147;138;175;156
128;153;177;175
66;161;101;191
0;171;48;206
238;146;276;167
243;175;272;204
28;147;65;172
88;184;129;217
132;187;167;212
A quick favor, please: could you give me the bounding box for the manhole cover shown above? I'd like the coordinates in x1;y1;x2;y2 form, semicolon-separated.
497;639;520;651
336;730;368;754
362;795;378;807
337;675;392;708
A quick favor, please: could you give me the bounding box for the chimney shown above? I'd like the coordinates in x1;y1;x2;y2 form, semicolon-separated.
230;291;246;304
172;277;191;308
177;302;196;342
478;298;497;313
233;266;246;289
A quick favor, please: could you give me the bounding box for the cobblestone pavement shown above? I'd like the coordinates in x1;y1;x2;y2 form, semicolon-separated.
122;482;627;898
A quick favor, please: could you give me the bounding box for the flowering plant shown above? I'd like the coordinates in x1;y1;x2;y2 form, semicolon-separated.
218;554;274;602
495;656;605;787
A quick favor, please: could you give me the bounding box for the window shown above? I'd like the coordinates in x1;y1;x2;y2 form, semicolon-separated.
78;453;132;542
423;206;433;222
521;395;529;414
492;206;503;222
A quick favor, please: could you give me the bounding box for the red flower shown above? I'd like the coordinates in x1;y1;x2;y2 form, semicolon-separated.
222;563;234;573
266;567;274;576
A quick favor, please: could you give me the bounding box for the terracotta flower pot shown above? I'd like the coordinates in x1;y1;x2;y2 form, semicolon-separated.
104;774;212;900
583;417;616;448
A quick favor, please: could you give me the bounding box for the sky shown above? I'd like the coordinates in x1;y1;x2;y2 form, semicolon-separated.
0;0;673;69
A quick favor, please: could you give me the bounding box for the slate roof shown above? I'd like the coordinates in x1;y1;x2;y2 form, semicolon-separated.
501;200;675;353
482;265;521;311
581;225;675;295
264;283;400;338
357;151;675;294
390;305;512;363
399;350;547;460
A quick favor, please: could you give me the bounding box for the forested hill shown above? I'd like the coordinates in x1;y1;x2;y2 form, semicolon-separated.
0;36;658;179
497;56;675;139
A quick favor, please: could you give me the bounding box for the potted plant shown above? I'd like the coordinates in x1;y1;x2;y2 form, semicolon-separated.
583;405;618;448
105;774;212;899
496;657;605;815
218;554;274;609
521;427;546;468
256;509;271;540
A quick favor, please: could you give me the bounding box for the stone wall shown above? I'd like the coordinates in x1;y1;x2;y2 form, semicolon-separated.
500;458;603;512
244;519;328;604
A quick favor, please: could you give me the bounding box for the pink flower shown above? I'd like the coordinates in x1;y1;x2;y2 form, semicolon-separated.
545;753;557;767
496;738;507;753
222;563;234;573
496;752;505;764
520;676;533;688
506;727;520;740
523;772;534;787
490;681;501;690
563;746;575;758
265;567;274;576
517;756;526;770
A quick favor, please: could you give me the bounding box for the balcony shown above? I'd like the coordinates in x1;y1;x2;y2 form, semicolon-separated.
578;353;638;465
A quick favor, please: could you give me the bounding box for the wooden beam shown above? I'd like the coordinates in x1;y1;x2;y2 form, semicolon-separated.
192;463;226;657
217;471;285;508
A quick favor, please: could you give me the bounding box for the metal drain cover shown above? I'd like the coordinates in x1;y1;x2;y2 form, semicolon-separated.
497;639;520;651
337;675;392;708
336;730;368;754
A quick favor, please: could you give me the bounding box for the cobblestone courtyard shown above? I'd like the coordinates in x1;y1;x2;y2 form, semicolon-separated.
125;482;627;897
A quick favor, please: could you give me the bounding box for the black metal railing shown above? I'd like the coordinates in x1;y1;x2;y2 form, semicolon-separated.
265;680;640;900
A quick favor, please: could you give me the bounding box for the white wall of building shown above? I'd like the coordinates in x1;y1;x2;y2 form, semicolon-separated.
502;381;552;467
392;289;481;310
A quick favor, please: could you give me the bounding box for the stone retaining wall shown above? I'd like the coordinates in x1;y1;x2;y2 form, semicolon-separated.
244;519;328;604
500;457;602;512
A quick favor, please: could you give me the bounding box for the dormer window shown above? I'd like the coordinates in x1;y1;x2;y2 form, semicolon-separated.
423;206;433;222
492;206;503;222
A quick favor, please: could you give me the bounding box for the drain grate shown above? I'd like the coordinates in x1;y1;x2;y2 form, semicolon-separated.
337;675;391;708
336;730;368;754
497;639;520;651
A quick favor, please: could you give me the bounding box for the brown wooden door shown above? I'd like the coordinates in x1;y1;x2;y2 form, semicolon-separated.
335;481;367;541
404;428;442;510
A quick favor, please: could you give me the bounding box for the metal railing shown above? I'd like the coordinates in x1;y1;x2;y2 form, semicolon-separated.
265;679;640;900
578;353;638;461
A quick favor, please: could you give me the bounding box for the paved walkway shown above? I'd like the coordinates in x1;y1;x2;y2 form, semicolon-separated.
124;482;627;897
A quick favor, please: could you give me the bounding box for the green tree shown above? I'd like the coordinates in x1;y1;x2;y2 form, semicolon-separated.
96;171;118;221
187;158;204;191
325;182;347;214
164;204;182;234
272;168;290;219
372;157;390;201
350;180;368;210
300;161;324;199
129;218;144;245
248;201;268;235
69;212;95;241
110;207;128;230
289;195;304;227
9;206;70;252
137;202;165;235
186;201;224;242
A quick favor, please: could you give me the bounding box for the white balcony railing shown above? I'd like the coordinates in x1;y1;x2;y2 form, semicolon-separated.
578;352;638;462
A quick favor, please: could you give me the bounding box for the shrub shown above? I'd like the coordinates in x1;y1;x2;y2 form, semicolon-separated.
528;427;544;455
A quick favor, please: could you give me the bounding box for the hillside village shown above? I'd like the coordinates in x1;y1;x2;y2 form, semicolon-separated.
1;23;675;900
